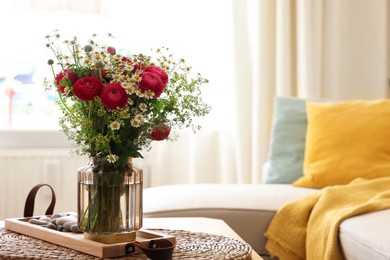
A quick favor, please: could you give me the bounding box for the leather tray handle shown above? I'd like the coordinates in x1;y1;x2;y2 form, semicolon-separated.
131;239;175;260
23;184;56;217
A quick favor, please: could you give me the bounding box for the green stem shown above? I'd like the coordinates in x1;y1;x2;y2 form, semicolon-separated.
87;170;124;233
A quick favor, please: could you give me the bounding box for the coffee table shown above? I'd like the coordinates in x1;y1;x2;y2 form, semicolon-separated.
1;217;262;259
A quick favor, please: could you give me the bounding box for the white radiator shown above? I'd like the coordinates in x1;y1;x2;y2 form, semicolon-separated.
0;149;88;220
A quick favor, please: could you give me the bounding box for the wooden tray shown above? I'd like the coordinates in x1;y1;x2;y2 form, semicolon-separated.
5;216;176;258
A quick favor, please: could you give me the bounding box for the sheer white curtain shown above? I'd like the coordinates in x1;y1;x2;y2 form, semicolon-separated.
224;0;388;187
249;0;387;99
296;0;388;99
3;0;388;186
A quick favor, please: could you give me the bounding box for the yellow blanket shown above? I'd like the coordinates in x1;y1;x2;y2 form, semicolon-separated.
264;177;390;260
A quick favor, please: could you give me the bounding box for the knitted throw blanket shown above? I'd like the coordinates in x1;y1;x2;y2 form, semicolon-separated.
265;177;390;260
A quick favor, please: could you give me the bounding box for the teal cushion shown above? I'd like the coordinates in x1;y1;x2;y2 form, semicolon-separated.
265;96;308;183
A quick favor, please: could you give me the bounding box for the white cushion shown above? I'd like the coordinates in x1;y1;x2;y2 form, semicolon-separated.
339;209;390;260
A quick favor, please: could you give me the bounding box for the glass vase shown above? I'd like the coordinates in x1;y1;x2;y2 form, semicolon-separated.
77;157;143;243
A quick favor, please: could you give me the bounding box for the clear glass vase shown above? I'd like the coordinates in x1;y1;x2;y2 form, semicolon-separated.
77;157;143;243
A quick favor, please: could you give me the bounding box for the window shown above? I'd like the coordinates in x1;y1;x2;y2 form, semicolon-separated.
0;4;110;129
0;0;233;134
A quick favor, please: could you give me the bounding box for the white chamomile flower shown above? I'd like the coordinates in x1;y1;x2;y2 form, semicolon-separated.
131;74;141;83
139;103;147;112
145;90;155;99
131;118;142;128
109;121;121;130
124;84;136;95
134;73;141;81
136;90;144;98
120;110;130;119
135;114;145;122
107;154;119;163
112;73;121;81
124;62;134;71
115;67;123;74
94;52;102;61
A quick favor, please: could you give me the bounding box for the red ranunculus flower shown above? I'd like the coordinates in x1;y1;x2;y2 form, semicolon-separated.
55;68;79;93
73;76;103;101
132;63;141;72
143;66;168;85
121;57;131;63
100;82;128;110
150;125;171;141
139;71;165;98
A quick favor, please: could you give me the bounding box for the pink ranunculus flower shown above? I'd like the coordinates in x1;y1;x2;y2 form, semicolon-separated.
143;66;169;85
139;71;165;98
107;46;116;55
55;68;79;93
100;82;128;110
150;124;171;141
73;76;103;101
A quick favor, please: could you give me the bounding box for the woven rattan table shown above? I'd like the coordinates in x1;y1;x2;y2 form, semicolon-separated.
1;217;262;259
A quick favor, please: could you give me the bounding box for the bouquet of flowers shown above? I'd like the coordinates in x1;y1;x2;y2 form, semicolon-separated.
44;32;210;170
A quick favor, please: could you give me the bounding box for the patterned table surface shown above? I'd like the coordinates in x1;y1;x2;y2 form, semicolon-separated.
0;217;262;259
